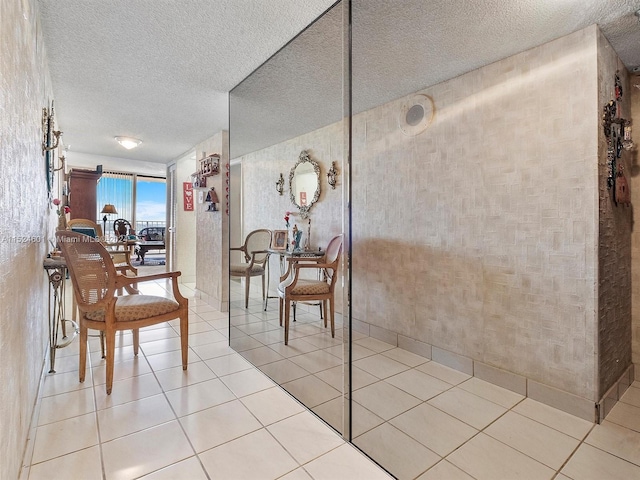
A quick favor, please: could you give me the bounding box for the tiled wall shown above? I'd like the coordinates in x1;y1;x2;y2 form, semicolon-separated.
195;132;229;311
1;0;56;478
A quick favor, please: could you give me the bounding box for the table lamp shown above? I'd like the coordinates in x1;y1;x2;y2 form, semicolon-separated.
101;204;118;236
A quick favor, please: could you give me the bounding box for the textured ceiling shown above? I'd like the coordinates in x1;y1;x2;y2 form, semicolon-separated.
38;0;640;164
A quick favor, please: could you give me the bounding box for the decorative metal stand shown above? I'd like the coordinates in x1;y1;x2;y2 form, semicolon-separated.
44;258;79;373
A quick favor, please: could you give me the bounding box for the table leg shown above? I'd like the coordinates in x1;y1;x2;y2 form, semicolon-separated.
45;267;78;373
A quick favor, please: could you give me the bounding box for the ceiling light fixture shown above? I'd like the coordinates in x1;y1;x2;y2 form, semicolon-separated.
114;136;142;150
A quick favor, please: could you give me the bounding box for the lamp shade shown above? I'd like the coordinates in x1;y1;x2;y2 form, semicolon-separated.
101;204;118;214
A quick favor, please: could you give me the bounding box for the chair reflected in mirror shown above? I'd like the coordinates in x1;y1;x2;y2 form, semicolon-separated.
230;229;272;308
278;234;342;345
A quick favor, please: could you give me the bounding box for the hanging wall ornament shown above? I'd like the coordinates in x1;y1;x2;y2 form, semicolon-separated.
615;169;631;205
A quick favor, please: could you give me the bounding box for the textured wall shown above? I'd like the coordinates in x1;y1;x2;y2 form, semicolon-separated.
351;27;601;401
195;132;229;311
630;80;640;372
0;0;56;478
596;30;633;399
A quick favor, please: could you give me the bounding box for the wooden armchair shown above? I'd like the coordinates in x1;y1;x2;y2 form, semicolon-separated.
57;231;189;394
230;229;272;308
278;235;342;345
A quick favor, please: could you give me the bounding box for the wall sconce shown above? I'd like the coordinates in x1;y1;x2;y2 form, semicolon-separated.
205;187;220;211
327;162;338;189
53;154;66;173
276;173;285;195
42;100;62;154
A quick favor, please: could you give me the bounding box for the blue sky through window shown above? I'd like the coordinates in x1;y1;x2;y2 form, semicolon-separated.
136;178;166;221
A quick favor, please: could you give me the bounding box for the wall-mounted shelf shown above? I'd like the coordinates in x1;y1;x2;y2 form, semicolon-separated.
199;154;220;177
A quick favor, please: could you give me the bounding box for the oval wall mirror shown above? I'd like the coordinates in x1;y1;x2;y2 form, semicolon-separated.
289;150;321;218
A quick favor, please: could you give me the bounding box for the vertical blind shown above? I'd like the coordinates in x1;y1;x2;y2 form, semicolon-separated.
96;172;134;230
96;172;167;234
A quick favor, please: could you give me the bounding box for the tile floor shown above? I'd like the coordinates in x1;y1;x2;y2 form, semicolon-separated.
20;273;640;480
230;283;640;480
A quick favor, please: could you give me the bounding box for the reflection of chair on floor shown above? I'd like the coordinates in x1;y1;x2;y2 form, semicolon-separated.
278;234;343;345
57;231;189;394
230;229;272;308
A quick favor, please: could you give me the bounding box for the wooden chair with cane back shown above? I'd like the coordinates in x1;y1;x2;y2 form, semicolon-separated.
57;231;189;394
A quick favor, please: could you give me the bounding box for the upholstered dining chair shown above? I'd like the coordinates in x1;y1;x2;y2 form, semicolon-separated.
57;231;189;395
230;229;272;308
278;234;342;345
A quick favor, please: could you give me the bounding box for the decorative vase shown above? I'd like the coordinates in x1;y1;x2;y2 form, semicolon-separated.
57;214;66;230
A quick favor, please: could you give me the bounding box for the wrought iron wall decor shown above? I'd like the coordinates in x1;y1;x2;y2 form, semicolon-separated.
327;161;338;189
603;72;634;206
42;100;63;197
276;173;284;195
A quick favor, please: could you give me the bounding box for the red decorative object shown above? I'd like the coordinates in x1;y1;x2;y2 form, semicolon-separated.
183;182;194;211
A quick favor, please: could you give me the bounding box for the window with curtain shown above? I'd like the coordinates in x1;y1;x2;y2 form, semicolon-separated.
97;172;166;235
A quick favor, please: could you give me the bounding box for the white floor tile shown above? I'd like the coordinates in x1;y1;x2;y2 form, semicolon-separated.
240;386;306;426
353;422;440;479
27;446;102;480
585;420;640;467
389;403;477;457
153;361;216;391
138;456;208;480
561;443;640;480
164;378;235;417
267;411;344;464
219;368;276;397
37;388;95;426
101;421;193;480
484;411;580;470
304;443;394;480
31;413;99;464
199;428;298;480
179;400;262;452
353;381;421;420
417;460;475;480
97;394;175;442
428;387;507;429
447;433;555;480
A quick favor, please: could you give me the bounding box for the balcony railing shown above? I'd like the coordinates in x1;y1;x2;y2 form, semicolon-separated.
135;221;165;232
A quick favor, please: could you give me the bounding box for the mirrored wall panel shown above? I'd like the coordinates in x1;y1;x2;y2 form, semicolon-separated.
229;0;349;436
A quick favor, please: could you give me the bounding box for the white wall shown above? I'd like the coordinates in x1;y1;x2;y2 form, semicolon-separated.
195;132;229;311
66;151;166;177
0;1;56;478
172;151;197;284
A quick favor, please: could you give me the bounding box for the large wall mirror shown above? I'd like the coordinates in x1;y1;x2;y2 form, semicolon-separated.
229;0;350;441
